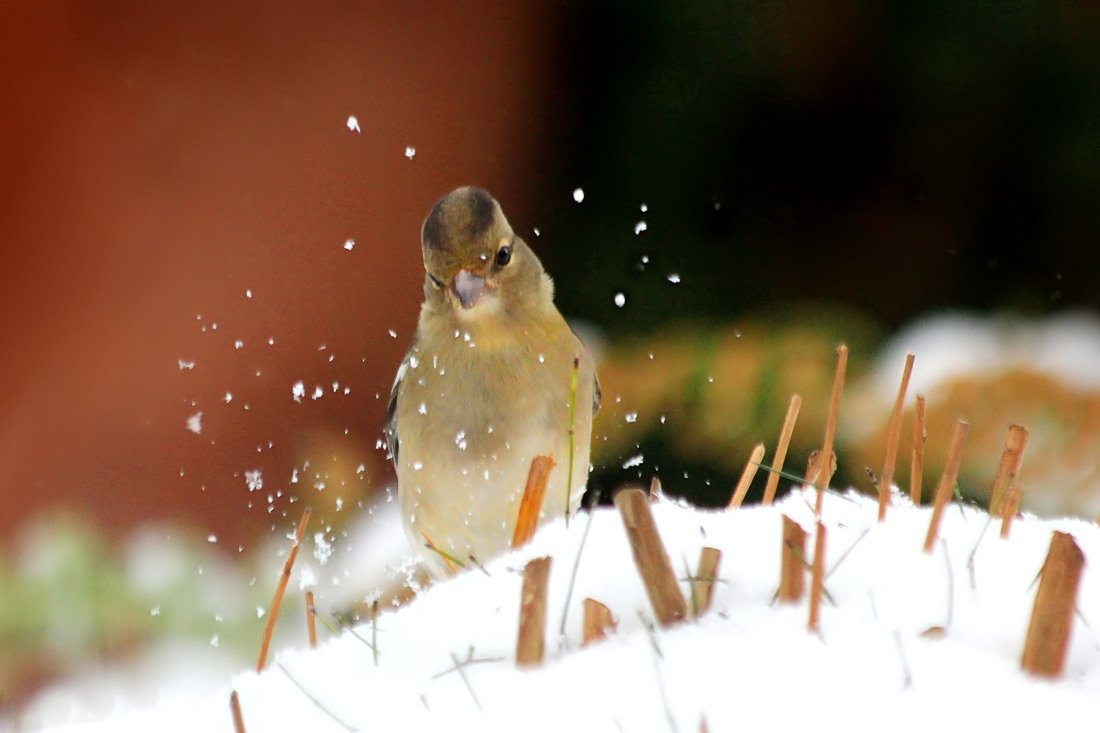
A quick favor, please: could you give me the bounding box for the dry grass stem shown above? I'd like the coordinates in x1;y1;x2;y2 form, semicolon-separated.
1021;531;1085;678
691;547;723;617
878;353;915;521
923;420;970;553
558;494;600;635
440;647;484;708
815;344;848;515
808;521;827;632
615;487;688;627
779;516;808;604
910;394;927;504
275;661;355;731
999;486;1023;539
565;357;579;526
515;556;552;668
729;443;766;508
989;425;1029;518
256;508;311;673
305;591;317;650
763;394;802;505
421;532;461;572
229;690;246;733
512;455;557;549
582;598;616;647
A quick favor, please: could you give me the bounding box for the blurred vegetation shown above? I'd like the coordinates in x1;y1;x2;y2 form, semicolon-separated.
531;0;1100;502
539;0;1099;335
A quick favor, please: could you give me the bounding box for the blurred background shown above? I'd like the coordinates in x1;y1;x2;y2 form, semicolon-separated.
2;0;1099;722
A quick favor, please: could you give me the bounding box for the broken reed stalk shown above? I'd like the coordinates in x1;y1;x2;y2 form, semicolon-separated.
989;425;1030;518
649;476;662;502
691;547;723;617
256;508;312;672
763;394;802;505
515;556;552;668
512;455;557;549
371;600;379;667
305;591;317;649
779;516;808;604
999;485;1023;539
582;598;616;647
808;521;827;632
923;420;970;554
230;690;246;733
815;344;848;516
729;443;766;508
878;353;915;521
614;487;688;627
804;450;836;494
909;394;927;504
1021;531;1085;678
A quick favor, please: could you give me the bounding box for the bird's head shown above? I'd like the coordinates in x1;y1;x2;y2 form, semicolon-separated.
420;186;546;320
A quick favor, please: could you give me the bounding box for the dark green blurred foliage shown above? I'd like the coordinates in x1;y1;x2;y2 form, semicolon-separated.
537;0;1100;336
532;0;1100;504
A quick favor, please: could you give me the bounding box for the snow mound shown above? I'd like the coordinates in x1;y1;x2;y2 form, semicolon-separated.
38;490;1100;732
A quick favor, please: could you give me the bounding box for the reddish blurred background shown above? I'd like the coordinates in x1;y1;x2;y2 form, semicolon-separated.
0;1;566;551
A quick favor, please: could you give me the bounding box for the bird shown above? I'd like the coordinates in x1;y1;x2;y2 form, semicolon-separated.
385;186;600;578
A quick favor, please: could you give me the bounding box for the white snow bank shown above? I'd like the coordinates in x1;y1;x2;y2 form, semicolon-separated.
30;489;1100;732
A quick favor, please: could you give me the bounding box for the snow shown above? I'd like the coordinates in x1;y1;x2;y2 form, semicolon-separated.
24;488;1100;732
871;310;1100;398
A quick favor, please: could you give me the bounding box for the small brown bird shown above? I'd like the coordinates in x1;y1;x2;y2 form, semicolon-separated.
385;186;600;577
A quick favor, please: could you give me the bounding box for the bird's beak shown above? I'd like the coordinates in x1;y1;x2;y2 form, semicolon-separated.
452;269;486;309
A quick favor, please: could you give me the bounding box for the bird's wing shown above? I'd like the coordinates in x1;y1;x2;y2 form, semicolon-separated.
592;369;602;415
566;323;602;416
384;353;410;468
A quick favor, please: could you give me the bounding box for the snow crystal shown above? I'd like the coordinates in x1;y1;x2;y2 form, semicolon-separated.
313;533;334;565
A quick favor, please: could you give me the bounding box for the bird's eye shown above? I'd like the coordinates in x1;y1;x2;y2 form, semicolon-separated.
427;273;444;288
495;245;512;268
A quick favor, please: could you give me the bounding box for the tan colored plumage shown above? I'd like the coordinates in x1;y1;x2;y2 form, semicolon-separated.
386;186;599;577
